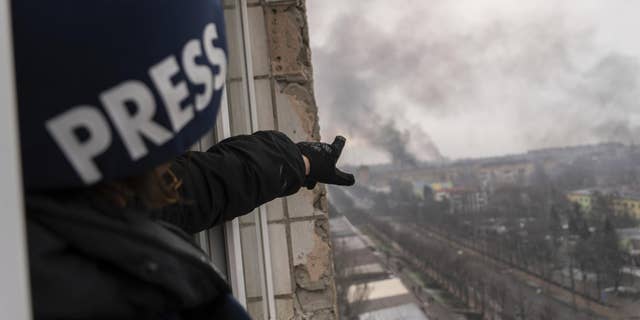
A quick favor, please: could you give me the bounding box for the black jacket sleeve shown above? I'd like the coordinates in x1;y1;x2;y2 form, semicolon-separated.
151;131;306;233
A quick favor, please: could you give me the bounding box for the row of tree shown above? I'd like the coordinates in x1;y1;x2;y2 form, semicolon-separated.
346;209;563;320
417;184;633;303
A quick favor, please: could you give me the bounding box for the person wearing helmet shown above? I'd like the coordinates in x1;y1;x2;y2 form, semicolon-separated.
12;0;354;319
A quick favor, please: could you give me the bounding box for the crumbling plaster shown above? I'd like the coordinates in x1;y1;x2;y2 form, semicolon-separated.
264;0;338;319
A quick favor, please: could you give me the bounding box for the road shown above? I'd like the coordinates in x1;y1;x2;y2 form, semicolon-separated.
365;229;469;320
400;221;631;319
365;216;611;319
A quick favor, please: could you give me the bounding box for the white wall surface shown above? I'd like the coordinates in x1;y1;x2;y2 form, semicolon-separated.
0;0;32;318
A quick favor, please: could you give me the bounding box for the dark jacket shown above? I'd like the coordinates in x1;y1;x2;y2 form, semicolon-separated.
27;131;306;319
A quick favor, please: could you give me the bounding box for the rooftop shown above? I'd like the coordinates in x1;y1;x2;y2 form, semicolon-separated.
347;278;410;304
568;187;640;201
358;303;429;320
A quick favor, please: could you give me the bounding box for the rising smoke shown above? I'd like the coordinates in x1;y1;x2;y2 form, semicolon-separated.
308;1;640;163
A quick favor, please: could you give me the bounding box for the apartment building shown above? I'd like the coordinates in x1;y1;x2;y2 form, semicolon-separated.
567;188;640;219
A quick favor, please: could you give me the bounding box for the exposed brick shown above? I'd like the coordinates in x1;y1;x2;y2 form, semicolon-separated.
265;4;312;81
294;265;326;291
286;189;315;218
296;289;333;312
276;298;295;320
267;197;285;221
291;220;329;271
308;309;336;320
274;84;311;141
281;83;319;139
314;218;331;243
262;1;338;318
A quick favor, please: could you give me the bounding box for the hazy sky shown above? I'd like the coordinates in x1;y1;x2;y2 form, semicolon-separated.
307;0;640;165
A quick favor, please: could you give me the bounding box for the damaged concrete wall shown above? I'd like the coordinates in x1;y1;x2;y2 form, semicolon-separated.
266;1;338;319
241;0;338;319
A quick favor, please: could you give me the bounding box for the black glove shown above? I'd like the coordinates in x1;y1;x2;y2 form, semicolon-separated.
297;136;356;189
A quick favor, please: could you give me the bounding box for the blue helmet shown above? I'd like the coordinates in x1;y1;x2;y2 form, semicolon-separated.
13;0;228;190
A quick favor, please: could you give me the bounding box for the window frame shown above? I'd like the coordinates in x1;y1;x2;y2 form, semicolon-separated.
203;1;279;317
230;1;278;317
0;0;32;317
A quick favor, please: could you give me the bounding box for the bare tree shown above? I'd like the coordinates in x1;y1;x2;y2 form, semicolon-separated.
513;284;534;320
332;236;372;319
537;302;558;320
345;283;371;318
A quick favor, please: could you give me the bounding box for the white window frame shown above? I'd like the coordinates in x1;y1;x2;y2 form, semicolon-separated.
222;1;278;318
0;0;32;318
239;1;278;317
218;90;249;306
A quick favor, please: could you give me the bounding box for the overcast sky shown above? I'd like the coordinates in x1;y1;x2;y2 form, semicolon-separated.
307;0;640;165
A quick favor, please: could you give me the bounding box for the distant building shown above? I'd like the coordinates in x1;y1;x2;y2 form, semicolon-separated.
567;188;640;219
612;191;640;218
430;181;453;193
366;142;636;192
617;228;640;255
436;187;488;214
567;189;593;212
616;228;640;267
401;181;447;202
422;185;434;203
528;142;628;163
357;165;371;185
477;159;535;188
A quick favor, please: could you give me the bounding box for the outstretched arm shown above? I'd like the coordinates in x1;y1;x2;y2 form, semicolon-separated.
152;131;307;233
152;130;355;234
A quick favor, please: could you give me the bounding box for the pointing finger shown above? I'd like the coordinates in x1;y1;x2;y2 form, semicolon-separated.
332;136;346;157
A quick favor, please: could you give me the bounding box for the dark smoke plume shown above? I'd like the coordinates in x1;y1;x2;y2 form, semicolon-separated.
378;121;417;167
309;1;640;161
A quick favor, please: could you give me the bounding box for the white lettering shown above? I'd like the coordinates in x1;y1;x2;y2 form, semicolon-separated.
45;106;112;184
150;56;194;132
100;80;173;160
48;22;228;183
182;39;214;111
202;23;227;91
